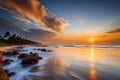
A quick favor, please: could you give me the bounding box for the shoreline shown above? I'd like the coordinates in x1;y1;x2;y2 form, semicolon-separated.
2;45;54;80
0;45;26;51
0;44;41;51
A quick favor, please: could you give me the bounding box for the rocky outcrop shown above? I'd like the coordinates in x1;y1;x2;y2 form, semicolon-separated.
0;51;8;79
0;67;8;80
21;53;39;64
0;51;3;66
3;59;14;66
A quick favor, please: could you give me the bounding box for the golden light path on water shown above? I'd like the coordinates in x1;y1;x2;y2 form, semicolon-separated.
89;46;96;80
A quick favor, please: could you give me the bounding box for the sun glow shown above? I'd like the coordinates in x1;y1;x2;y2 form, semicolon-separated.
90;38;95;43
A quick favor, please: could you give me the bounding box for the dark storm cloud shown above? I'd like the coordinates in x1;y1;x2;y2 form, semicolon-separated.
107;28;120;33
0;0;68;32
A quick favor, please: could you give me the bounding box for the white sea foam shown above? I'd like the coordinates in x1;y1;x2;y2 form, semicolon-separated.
2;46;53;80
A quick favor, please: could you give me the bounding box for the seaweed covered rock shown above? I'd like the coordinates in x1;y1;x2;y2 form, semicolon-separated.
21;53;39;64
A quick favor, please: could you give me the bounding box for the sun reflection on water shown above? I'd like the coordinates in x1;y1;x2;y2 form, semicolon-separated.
89;47;97;80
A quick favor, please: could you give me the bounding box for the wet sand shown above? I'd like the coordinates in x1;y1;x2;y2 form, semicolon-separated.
0;45;27;51
27;57;81;80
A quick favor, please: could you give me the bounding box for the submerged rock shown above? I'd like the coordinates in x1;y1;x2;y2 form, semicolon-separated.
21;53;39;64
8;72;16;77
3;69;16;78
3;59;14;66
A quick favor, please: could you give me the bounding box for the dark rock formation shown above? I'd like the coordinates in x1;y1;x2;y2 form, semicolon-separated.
37;48;52;52
2;50;19;55
21;53;39;64
0;67;8;80
39;56;43;59
2;51;12;55
0;51;3;66
4;69;9;74
3;59;14;65
0;51;8;79
8;72;16;77
12;50;19;55
18;53;29;59
4;69;16;77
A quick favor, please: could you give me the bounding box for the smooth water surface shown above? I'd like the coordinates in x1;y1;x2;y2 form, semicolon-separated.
2;45;120;80
53;46;120;80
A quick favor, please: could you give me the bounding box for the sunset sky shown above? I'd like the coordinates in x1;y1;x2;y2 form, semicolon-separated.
0;0;120;44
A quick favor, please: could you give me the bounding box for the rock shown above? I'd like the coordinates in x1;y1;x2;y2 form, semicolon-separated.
12;50;19;55
0;51;3;66
18;53;29;59
8;72;16;77
3;51;12;55
37;49;41;51
0;67;8;80
3;59;14;65
3;69;16;78
37;48;52;52
21;53;39;64
4;69;9;74
20;50;28;52
39;56;43;59
30;52;33;54
40;48;47;52
2;50;19;55
47;50;52;52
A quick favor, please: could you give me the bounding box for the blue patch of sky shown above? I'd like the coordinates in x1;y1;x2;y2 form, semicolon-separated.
0;9;37;31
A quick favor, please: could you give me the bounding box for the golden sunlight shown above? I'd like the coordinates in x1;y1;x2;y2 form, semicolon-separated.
90;38;95;43
89;47;96;80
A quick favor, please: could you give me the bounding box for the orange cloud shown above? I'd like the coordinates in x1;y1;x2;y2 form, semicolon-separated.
107;28;120;34
0;0;68;32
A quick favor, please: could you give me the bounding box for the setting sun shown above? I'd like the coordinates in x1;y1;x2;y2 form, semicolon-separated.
90;38;95;43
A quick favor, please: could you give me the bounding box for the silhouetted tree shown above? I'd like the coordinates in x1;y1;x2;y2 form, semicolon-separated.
4;31;10;39
1;31;37;45
0;33;2;39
